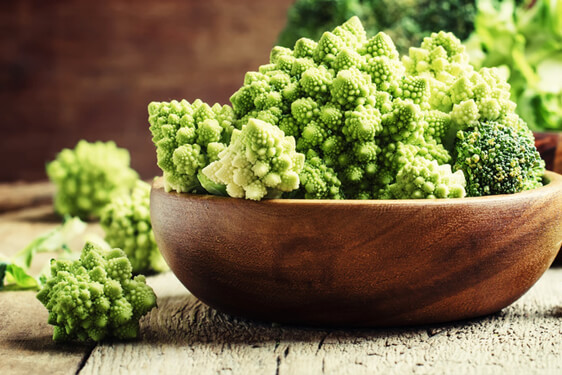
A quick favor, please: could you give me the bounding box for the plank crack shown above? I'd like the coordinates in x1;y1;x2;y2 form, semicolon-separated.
75;344;96;375
316;332;330;354
275;354;281;375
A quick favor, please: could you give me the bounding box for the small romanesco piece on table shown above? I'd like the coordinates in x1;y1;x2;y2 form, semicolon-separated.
100;180;168;274
36;242;157;342
202;118;305;201
46;140;138;219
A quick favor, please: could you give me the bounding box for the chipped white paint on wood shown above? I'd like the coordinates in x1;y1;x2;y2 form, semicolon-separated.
80;269;562;375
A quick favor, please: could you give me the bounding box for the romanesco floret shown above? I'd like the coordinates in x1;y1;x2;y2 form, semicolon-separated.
150;16;545;200
101;181;167;274
46;140;138;219
148;99;237;194
36;242;157;342
295;151;343;199
389;157;466;199
202;118;305;201
454;121;545;196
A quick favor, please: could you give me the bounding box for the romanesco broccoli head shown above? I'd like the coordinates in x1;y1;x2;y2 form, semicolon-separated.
454;121;545;196
148;99;237;193
46;140;138;219
202;118;305;201
101;180;167;274
294;151;343;199
36;242;157;342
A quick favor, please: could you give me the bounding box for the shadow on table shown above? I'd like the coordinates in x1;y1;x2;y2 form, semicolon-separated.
140;293;515;346
6;205;62;223
4;333;94;353
545;305;562;318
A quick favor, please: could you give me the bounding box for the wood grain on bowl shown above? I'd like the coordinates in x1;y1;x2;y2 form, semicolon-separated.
534;131;562;174
150;172;562;327
534;131;562;264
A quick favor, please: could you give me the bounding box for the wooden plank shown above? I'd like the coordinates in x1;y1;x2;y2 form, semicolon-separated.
80;269;562;374
0;291;95;375
0;181;54;213
0;205;97;375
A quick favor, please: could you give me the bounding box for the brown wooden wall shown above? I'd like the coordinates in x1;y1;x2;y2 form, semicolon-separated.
0;0;294;182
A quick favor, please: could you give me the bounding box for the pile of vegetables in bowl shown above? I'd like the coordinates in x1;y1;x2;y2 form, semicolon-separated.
148;16;545;201
146;17;561;326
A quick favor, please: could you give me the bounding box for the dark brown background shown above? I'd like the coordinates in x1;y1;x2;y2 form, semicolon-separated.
0;0;294;182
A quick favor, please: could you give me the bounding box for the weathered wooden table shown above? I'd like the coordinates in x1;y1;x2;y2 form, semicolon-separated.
1;185;561;375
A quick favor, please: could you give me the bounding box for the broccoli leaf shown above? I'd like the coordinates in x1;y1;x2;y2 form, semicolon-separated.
0;263;39;291
0;217;87;291
197;171;228;197
468;0;562;130
12;216;85;268
0;262;6;288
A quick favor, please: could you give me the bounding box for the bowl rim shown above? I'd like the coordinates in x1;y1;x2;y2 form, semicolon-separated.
152;170;562;207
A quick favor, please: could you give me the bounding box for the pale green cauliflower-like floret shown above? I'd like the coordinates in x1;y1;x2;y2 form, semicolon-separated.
36;242;157;342
148;99;237;193
360;32;399;60
202;118;305;201
46;140;138;219
101;181;167;274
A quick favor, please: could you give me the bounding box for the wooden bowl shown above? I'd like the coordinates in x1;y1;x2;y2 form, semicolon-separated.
534;131;562;174
150;172;562;327
534;132;562;264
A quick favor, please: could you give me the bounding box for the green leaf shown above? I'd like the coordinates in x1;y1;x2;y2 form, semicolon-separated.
536;54;562;93
197;171;228;196
469;0;562;131
1;263;39;291
0;262;7;289
1;216;87;292
12;216;86;268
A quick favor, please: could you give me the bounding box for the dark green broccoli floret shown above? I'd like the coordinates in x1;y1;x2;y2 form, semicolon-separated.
36;242;157;342
454;121;545;196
